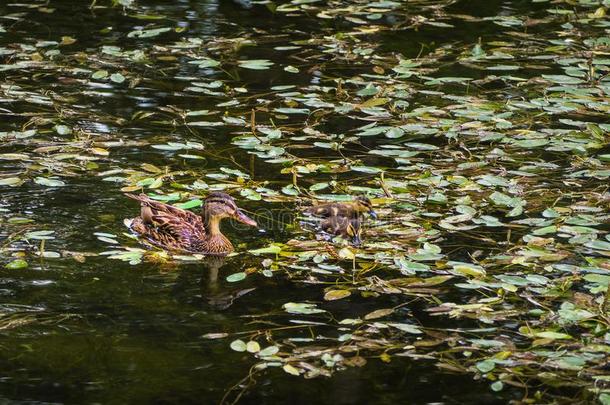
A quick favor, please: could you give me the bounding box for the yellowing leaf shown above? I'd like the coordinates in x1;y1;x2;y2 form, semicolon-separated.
283;364;300;376
141;163;162;173
90;147;110;156
534;331;572;340
359;97;388;108
364;308;394;320
338;247;355;260
0;177;22;186
450;263;486;278
246;341;261;353
324;289;351;301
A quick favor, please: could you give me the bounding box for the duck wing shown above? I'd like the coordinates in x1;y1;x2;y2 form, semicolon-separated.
126;194;206;247
306;203;354;218
305;203;337;217
126;193;202;224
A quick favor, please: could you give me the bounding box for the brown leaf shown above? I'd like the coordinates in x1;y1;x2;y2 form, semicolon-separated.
343;356;367;368
364;308;393;320
324;289;351;301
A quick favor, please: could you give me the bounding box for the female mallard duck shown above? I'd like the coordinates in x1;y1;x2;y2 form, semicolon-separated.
305;196;377;220
126;192;257;255
320;215;363;246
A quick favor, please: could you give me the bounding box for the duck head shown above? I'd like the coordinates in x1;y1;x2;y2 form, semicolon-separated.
203;192;257;229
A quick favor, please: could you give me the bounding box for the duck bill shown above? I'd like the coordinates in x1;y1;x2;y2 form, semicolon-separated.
234;210;257;227
369;210;378;219
352;235;362;246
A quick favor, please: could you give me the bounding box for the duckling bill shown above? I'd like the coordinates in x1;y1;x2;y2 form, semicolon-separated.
126;192;257;255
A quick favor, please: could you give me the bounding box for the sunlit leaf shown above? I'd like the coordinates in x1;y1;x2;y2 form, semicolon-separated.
324;289;351;301
283;302;326;314
5;259;28;269
230;339;247;352
534;331;573;340
226;272;247;282
34;177;66;187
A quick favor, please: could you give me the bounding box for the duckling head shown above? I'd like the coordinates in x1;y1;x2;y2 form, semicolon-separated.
354;196;377;219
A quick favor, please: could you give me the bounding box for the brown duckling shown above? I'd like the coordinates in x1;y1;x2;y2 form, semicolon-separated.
305;196;377;220
320;215;363;246
126;192;257;255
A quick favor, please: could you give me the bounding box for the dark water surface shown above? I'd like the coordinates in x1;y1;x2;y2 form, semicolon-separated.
2;0;605;403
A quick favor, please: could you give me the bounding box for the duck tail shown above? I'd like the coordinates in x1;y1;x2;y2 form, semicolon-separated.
125;193;149;202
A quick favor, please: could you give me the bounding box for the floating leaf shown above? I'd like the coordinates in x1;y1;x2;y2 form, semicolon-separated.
201;333;228;339
534;331;573;340
274;107;310;114
54;125;72;135
249;245;282;255
238;59;274;70
476;360;495;373
226;272;247;282
450;263;486;278
246;341;261;353
282;184;299;196
387;323;422;334
34;177;65;187
283;302;326;315
258;345;280;357
364;308;393;320
5;259;28;269
283;364;300;376
541;74;583;84
127;27;171;38
350;165;383;174
230;340;247;352
91;70;108;79
0;177;21;186
174;199;202;209
110;73;126;83
324;290;351;301
25;230;55;240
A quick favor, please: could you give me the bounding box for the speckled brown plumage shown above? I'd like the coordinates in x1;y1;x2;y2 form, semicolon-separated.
304;196;376;245
125;192;257;255
305;196;377;219
320;215;362;245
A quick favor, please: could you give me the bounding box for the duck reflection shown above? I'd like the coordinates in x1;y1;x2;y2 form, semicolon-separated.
199;256;256;310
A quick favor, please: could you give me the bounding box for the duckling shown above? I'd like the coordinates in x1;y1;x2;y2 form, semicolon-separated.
305;196;377;220
320;215;363;246
126;192;257;255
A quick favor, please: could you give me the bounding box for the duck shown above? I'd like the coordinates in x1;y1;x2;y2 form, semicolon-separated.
305;196;377;220
125;192;257;255
320;215;363;246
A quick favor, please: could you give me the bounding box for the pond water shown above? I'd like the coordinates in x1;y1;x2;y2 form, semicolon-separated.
1;0;610;403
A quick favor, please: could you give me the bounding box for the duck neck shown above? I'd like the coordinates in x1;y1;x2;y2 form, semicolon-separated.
205;215;223;236
201;214;233;254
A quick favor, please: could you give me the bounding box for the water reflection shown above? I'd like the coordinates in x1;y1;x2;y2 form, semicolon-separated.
170;256;256;310
200;256;256;309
